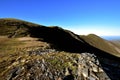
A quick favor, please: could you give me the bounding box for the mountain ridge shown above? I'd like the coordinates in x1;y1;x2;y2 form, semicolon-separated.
0;18;120;80
0;18;119;58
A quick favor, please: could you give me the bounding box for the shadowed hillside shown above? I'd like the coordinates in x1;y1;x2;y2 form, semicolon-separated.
0;18;88;52
28;26;120;60
29;26;89;52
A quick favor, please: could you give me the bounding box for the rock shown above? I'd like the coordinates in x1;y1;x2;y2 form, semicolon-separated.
5;52;118;80
92;66;98;72
77;53;110;80
82;68;88;78
21;59;26;63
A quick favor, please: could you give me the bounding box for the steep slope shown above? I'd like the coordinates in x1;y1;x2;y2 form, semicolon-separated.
110;40;120;49
109;40;120;56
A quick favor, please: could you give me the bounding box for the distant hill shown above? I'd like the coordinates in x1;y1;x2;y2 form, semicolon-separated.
101;36;120;40
110;40;120;53
80;34;120;57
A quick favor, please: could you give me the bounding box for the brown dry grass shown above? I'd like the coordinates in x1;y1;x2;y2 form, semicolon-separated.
0;36;50;77
80;34;120;57
0;36;50;63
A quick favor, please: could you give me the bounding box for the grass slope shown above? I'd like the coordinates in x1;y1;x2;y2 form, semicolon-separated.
80;34;120;57
0;36;50;78
0;18;41;37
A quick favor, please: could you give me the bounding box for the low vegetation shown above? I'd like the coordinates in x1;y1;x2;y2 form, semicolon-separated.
0;36;80;79
80;34;120;56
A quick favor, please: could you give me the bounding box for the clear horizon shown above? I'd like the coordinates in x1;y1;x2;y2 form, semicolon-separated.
0;0;120;36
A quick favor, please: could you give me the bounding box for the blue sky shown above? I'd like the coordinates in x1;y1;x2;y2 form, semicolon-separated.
0;0;120;36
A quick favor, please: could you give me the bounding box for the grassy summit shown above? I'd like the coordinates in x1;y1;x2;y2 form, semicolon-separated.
0;18;40;37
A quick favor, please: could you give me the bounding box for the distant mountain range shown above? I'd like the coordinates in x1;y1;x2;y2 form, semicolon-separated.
0;18;120;80
101;36;120;40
